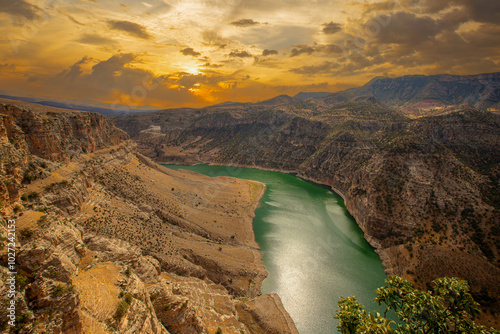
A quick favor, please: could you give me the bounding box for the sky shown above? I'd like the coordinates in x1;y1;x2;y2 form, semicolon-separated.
0;0;499;109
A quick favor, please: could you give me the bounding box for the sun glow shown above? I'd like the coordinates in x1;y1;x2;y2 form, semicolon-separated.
181;64;202;75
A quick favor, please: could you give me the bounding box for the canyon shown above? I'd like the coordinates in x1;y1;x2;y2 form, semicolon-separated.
112;73;500;328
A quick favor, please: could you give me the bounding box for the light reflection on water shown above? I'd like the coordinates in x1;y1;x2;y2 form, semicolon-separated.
164;164;388;334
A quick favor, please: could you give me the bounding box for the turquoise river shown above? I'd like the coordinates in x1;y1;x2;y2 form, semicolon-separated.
165;164;388;333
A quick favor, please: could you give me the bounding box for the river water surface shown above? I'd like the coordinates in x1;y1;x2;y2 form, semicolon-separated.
165;164;388;333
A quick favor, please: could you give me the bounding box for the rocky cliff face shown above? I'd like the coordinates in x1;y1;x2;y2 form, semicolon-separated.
0;100;128;216
114;97;500;328
0;99;298;333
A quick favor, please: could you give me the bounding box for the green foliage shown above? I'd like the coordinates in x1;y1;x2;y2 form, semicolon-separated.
335;276;500;334
16;274;28;291
52;284;65;297
20;228;34;239
124;293;133;305
216;327;223;334
14;311;31;332
114;300;129;319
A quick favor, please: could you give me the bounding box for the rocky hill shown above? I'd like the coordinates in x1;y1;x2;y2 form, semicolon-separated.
315;72;500;117
113;87;500;328
0;99;298;333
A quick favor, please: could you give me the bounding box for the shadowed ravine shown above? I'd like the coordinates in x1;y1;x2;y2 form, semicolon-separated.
165;164;389;333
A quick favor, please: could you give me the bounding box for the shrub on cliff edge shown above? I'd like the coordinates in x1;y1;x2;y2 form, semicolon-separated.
335;276;500;334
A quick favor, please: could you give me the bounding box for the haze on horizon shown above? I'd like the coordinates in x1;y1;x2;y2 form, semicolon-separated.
0;0;499;109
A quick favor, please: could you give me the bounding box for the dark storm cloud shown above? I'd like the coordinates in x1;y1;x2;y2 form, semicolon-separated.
290;45;315;57
230;19;260;27
322;22;342;34
180;48;201;57
108;20;151;39
0;0;42;20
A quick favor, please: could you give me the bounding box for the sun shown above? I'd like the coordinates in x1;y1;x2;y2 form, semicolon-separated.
181;64;202;75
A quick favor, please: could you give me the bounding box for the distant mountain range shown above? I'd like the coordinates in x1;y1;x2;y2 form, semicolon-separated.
2;72;499;117
0;93;159;116
260;72;500;117
316;72;500;116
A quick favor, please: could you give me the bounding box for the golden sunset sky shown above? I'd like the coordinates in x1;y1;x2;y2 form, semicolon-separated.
1;0;499;108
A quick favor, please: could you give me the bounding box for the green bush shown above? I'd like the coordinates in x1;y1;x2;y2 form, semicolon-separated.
16;275;28;291
52;284;65;297
124;293;133;305
114;301;129;319
335;276;500;334
20;228;34;239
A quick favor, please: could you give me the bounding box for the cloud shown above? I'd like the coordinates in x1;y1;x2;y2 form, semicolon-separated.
355;1;399;14
108;20;151;39
203;62;223;68
228;50;253;58
66;14;83;26
322;22;342;34
78;34;117;46
230;19;260;27
315;44;342;54
461;24;500;48
290;45;315;57
370;12;440;45
180;47;201;57
262;49;278;56
0;0;42;20
0;63;15;70
274;81;332;94
58;56;92;82
289;61;339;75
202;30;232;48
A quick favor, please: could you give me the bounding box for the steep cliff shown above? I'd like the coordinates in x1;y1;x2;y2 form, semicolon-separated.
114;97;500;327
0;99;298;333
